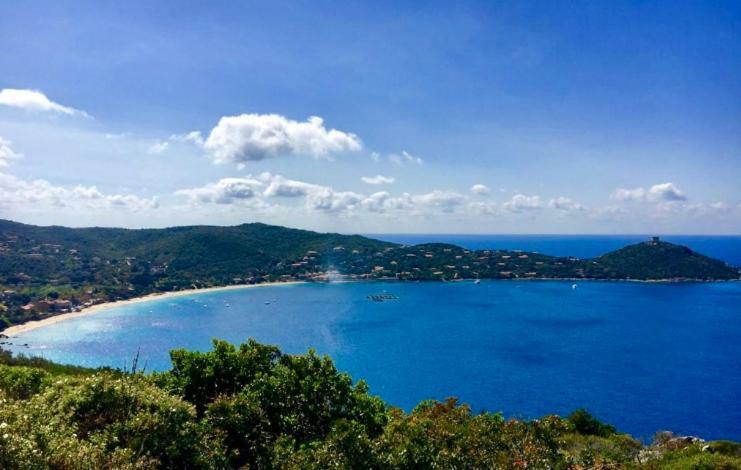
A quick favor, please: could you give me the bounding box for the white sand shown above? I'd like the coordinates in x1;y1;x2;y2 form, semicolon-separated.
2;281;305;336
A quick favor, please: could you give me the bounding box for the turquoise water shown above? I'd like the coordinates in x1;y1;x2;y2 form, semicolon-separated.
6;280;741;441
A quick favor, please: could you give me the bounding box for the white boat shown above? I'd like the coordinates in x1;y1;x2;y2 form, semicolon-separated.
572;283;578;290
474;279;481;284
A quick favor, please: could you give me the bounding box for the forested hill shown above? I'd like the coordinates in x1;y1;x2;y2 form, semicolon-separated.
0;219;738;329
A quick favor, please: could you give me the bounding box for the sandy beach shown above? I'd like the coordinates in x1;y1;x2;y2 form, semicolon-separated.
2;281;305;337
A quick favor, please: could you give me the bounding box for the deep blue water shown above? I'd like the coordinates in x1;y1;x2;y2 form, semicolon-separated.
372;234;741;266
6;280;741;441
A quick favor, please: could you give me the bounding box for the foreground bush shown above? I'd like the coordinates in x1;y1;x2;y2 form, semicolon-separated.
0;372;223;468
1;339;739;469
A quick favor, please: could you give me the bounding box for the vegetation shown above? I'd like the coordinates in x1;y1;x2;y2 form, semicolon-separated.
592;240;739;280
1;219;738;329
0;339;738;469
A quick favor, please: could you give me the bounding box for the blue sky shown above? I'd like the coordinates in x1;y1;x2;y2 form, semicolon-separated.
0;0;739;233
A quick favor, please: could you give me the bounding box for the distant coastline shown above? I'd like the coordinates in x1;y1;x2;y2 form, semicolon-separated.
2;219;738;333
2;281;305;336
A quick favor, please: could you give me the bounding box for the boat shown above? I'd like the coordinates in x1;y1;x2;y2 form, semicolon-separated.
474;279;481;284
572;283;578;290
366;293;399;302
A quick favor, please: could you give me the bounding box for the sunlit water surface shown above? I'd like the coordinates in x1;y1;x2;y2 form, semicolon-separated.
7;280;741;441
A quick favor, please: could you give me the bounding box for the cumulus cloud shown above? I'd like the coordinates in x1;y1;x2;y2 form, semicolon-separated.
611;182;686;203
0;89;89;117
503;194;542;212
176;172;478;218
0;137;22;167
647;182;686;202
307;188;364;213
177;174;365;214
470;184;490;195
262;174;321;198
412;190;466;213
189;114;362;164
361;175;395;185
611;187;646;202
261;174;363;212
548;196;585;212
176;173;598;221
0;173;156;211
360;192;414;213
175;177;264;204
176;174;616;222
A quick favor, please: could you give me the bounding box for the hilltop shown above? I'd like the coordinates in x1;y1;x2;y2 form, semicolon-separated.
0;220;738;329
592;239;739;280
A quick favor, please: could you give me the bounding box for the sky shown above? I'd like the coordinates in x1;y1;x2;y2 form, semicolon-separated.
1;0;740;234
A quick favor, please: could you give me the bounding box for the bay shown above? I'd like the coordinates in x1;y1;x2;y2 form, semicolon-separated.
6;279;741;441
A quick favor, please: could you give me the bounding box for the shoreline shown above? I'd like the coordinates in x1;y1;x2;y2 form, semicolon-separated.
2;281;305;337
3;276;737;337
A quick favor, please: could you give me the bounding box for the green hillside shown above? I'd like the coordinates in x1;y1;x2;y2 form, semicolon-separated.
0;220;738;329
590;240;739;280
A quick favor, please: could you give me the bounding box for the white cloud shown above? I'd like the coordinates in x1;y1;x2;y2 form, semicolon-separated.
470;184;490;195
647;182;686;202
361;175;395;185
611;182;686;203
0;173;156;211
261;174;321;198
175;177;264;204
388;150;423;166
468;200;498;215
177;174;364;214
361;191;414;213
307;188;364;213
194;114;362;164
503;194;542;212
178;175;674;225
0;137;22;167
0;89;89;117
412;190;466;213
611;187;646;202
260;173;363;212
147;141;169;155
169;131;205;145
548;196;585;212
175;173;477;218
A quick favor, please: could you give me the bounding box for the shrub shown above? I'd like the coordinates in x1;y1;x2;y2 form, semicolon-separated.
2;339;740;469
567;408;617;437
0;372;225;468
0;365;50;399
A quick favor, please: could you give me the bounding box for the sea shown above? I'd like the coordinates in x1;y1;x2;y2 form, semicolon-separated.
4;235;741;441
